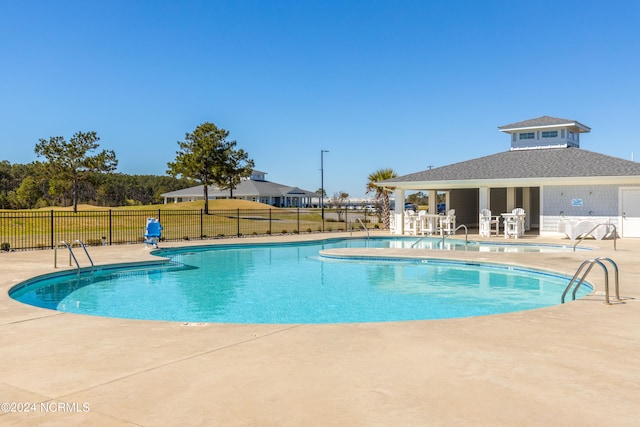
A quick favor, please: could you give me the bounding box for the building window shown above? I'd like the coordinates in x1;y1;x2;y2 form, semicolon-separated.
541;130;558;138
519;132;535;140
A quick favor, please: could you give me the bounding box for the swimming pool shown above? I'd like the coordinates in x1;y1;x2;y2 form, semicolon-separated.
9;237;591;323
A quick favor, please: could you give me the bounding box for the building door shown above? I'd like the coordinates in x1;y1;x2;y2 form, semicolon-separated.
620;188;640;237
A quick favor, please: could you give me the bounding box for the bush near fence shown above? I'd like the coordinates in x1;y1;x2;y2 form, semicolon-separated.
0;208;381;251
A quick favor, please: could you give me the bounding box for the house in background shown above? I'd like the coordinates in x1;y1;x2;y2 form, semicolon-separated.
379;116;640;237
161;170;319;208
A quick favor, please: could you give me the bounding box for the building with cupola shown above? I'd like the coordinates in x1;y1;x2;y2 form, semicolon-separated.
379;116;640;237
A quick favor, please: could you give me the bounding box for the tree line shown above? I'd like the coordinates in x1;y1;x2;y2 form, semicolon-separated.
2;121;401;218
1;122;254;212
0;159;189;210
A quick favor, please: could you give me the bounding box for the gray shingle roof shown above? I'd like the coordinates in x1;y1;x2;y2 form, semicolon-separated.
161;179;318;198
498;116;590;132
381;147;640;184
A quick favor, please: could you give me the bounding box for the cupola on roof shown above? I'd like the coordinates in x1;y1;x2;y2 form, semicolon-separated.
498;116;590;150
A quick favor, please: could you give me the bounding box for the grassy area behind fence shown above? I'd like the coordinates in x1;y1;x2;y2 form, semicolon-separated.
0;205;380;251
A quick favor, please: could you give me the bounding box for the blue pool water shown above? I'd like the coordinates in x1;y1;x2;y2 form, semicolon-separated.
10;237;590;323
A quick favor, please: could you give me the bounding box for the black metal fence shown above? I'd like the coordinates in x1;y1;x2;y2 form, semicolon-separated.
0;208;381;251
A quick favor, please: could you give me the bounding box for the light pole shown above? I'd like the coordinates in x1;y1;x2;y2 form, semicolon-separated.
320;149;329;231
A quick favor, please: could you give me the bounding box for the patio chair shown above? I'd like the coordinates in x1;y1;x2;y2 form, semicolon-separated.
440;209;456;235
144;217;163;248
404;210;418;235
504;208;525;239
479;209;500;237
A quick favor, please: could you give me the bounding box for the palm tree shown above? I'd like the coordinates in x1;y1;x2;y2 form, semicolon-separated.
366;168;397;229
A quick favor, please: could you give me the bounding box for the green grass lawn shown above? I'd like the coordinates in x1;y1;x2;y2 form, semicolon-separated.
1;200;377;250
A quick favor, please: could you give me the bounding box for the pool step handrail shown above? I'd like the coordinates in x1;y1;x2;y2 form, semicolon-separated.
356;217;370;239
572;223;617;252
439;224;468;248
74;240;95;272
562;257;620;305
54;240;94;274
411;235;429;248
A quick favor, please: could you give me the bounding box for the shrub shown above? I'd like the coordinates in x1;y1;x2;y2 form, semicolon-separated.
1;242;10;251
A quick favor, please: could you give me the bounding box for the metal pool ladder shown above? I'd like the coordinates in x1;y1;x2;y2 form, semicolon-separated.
356;217;370;239
572;223;617;251
411;224;469;249
561;257;620;305
439;224;468;248
55;240;95;274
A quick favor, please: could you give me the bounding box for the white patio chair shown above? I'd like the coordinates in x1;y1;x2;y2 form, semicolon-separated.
440;209;456;235
479;209;500;237
404;210;418;235
416;210;437;235
504;208;525;239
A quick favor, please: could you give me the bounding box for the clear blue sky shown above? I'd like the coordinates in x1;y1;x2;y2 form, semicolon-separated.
1;0;639;198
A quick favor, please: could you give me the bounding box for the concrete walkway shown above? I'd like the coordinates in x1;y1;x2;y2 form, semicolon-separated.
1;233;638;426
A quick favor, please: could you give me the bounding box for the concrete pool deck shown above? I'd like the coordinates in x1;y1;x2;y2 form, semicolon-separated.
1;232;638;426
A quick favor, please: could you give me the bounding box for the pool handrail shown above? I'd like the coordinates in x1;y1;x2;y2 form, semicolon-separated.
439;224;468;248
74;239;95;271
54;240;94;274
562;257;620;305
356;217;370;239
572;223;617;252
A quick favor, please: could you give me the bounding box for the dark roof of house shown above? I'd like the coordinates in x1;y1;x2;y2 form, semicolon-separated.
381;147;640;184
498;116;591;132
161;179;318;198
225;179;317;197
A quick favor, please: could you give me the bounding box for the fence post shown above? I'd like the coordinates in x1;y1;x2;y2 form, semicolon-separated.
237;208;241;237
50;210;54;249
345;208;348;231
269;209;272;235
297;207;300;233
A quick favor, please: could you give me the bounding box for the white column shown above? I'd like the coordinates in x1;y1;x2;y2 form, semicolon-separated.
523;187;531;230
479;187;489;211
394;188;405;235
428;190;437;214
506;187;516;211
539;186;545;235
